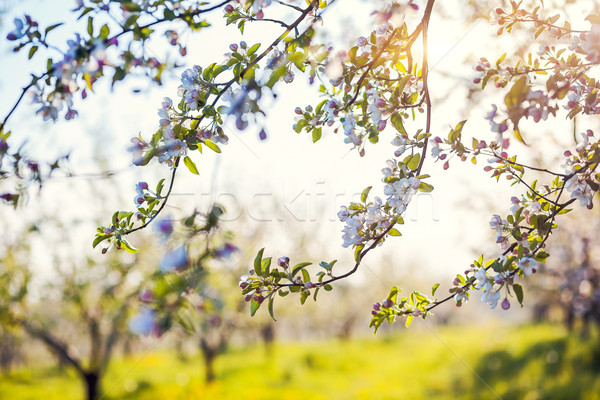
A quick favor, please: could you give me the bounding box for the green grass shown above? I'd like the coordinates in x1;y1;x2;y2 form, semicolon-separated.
1;323;600;399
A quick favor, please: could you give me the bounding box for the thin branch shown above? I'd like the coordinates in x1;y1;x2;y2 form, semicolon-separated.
341;29;400;112
273;0;304;12
20;319;86;377
415;0;435;176
278;222;398;288
0;73;48;133
195;0;319;124
123;158;179;236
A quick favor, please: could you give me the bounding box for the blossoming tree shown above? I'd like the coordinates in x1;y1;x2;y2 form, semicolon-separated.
2;0;600;332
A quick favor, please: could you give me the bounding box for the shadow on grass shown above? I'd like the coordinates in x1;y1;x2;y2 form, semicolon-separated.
446;331;600;400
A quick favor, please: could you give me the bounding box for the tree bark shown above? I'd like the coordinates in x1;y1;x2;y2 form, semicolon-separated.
83;371;101;400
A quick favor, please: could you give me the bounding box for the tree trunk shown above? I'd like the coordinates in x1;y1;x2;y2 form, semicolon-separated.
83;371;100;400
202;350;216;383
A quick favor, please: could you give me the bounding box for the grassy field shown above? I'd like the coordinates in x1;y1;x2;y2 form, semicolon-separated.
1;323;599;399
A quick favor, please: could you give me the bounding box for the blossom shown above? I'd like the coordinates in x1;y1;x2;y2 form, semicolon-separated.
135;182;149;196
337;205;349;222
489;214;503;231
277;256;290;268
154;217;173;240
342;113;361;147
128;307;155;335
365;197;384;225
7;18;26;41
160;246;188;272
518;257;537;276
128;137;147;166
381;159;396;179
383;177;419;212
429;137;442;159
215;243;238;259
481;288;501;309
392;135;407;157
341;215;364;248
474;268;488;290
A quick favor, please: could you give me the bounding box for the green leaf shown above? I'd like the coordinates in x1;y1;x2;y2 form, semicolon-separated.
268;297;276;321
183;156;199;175
44;23;63;36
513;283;524;307
254;248;264;276
247;43;261;56
120;238;139;254
388;228;402;236
405;315;414;328
418;182;434;192
396;75;412;95
262;257;272;276
448;120;467;143
87;16;93;36
301;269;310;284
361;186;372;203
250;299;260;316
300;290;309;305
391;113;407;135
28;46;38;59
585;14;600;24
324;284;333;291
312;127;322;143
292;262;311;277
505;76;528;109
514;127;528;145
432;283;440;297
93;234;110;249
156;178;165;194
408;153;421;171
163;8;176;20
99;24;110;39
313;287;321;301
354;244;365;262
203;140;221;153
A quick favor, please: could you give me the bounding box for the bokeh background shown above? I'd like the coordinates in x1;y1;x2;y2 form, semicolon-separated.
1;0;599;399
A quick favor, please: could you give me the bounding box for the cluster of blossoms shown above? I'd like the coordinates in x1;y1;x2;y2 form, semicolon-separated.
484;105;509;144
238;255;321;305
366;88;388;131
342;113;360;147
337;159;419;248
569;20;600;63
6;15;38;42
382;162;420;213
563;130;598;208
133;181;166;215
128;63;233;167
564;77;600;115
27;33;110;121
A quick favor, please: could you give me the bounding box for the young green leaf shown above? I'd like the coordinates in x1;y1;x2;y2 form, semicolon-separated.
183;156;199;175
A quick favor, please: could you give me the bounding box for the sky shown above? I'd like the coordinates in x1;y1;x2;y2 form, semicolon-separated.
1;0;595;322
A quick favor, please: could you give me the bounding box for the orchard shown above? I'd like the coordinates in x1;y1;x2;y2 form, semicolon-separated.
2;1;600;396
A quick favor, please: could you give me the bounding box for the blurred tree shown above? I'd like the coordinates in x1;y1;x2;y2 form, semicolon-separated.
530;213;600;336
0;229;153;400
